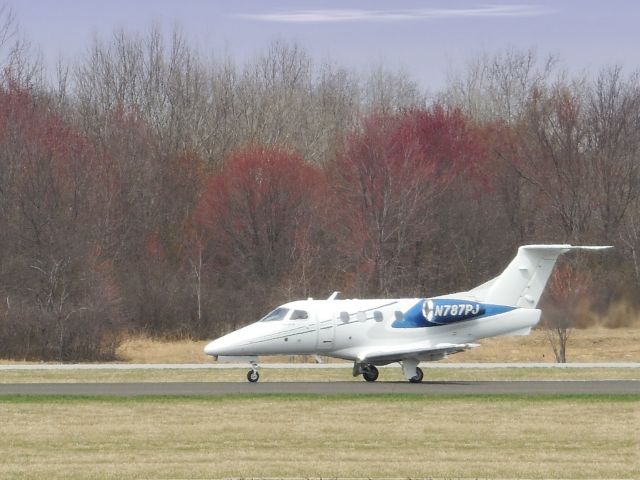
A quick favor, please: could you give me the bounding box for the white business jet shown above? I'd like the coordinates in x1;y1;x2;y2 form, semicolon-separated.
204;245;610;382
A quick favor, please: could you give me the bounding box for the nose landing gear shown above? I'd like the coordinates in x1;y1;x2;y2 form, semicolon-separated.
247;361;260;382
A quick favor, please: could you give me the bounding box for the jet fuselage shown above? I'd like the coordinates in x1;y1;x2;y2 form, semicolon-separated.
204;297;540;363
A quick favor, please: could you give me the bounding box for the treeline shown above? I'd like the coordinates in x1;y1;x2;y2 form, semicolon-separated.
0;19;639;360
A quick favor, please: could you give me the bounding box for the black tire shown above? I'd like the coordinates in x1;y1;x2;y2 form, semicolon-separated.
362;365;379;382
247;370;260;383
409;367;423;383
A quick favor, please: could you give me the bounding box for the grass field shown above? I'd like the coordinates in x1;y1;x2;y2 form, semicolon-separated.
1;394;638;479
3;327;638;479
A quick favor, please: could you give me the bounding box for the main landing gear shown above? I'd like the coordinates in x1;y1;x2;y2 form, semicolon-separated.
353;361;423;383
352;362;379;382
402;359;424;383
362;364;379;382
409;367;424;383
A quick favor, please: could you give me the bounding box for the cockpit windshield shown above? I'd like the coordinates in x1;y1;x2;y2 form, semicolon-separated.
259;307;289;322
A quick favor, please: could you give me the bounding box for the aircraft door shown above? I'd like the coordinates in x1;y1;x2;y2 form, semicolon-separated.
317;314;336;350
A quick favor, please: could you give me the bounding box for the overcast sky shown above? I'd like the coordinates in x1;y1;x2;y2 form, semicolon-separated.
10;0;640;91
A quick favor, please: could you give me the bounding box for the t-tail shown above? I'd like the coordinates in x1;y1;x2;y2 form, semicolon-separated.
470;244;612;308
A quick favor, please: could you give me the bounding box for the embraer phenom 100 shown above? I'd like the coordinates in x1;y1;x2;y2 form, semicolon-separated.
204;245;610;382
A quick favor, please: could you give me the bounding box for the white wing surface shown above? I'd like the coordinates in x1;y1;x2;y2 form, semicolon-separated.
357;342;480;364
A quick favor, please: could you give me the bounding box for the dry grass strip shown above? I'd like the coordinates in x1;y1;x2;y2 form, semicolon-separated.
0;396;638;479
111;327;640;364
2;327;640;365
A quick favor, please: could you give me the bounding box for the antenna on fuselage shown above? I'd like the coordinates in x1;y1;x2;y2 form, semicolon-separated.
327;291;341;300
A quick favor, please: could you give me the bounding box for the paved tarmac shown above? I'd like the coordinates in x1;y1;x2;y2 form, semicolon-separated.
1;362;639;370
0;380;638;396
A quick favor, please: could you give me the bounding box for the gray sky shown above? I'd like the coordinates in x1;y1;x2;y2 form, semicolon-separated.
10;0;640;91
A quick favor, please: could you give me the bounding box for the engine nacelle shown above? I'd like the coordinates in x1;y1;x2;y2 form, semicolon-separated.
423;299;485;325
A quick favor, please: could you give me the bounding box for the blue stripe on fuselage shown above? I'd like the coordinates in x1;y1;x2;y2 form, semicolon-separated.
392;299;515;328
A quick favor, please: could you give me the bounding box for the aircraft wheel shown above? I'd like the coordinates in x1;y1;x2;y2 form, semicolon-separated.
247;370;260;383
409;367;423;384
362;365;379;382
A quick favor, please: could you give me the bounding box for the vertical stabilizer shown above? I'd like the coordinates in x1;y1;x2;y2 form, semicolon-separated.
476;245;611;308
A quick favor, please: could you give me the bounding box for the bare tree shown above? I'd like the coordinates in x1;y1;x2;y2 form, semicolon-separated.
543;262;592;363
586;67;640;238
0;3;42;87
443;47;559;123
0;3;16;54
507;78;596;241
360;65;425;114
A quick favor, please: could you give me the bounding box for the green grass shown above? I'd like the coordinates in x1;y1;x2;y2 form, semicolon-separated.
1;395;638;479
1;366;639;383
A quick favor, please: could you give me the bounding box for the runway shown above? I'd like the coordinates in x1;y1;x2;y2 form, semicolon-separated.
1;380;638;396
1;362;639;370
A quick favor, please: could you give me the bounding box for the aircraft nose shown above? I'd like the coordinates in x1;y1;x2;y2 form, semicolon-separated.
203;322;273;358
204;338;224;357
203;331;247;357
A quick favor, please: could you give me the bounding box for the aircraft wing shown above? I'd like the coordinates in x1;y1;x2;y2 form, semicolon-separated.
357;342;480;364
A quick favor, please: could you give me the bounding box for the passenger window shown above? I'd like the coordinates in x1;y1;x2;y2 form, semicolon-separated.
339;311;350;323
394;311;404;321
290;310;308;320
373;311;383;322
357;311;367;322
260;308;289;322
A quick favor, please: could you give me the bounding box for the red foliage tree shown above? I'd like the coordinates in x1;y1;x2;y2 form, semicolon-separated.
0;82;117;251
0;83;126;360
196;144;324;287
329;106;488;295
97;104;211;336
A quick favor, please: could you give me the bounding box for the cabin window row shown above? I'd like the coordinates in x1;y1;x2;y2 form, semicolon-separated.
338;310;403;323
260;308;405;323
